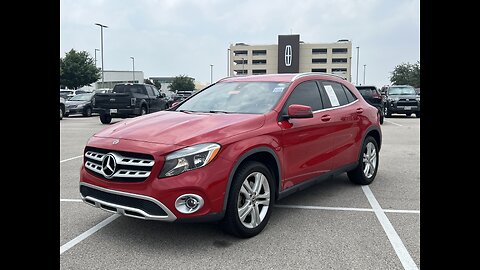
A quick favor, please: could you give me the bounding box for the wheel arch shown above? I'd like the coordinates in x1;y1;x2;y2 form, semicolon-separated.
222;146;281;212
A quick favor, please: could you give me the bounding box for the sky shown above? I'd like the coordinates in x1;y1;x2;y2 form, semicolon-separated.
60;0;420;87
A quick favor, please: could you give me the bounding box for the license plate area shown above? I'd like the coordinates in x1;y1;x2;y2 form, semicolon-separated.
110;109;118;113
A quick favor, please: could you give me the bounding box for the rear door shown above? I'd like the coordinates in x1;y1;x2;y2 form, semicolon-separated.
318;80;361;170
280;80;334;189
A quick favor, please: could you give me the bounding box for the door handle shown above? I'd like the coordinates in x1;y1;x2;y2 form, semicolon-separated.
356;108;364;114
321;115;331;122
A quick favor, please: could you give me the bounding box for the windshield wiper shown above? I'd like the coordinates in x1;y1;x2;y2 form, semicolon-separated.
209;110;230;114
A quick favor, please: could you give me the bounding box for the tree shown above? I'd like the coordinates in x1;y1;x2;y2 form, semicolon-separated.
389;61;420;88
153;80;162;90
168;75;195;92
60;49;100;89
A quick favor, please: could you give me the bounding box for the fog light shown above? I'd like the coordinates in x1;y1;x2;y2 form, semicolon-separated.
175;194;204;214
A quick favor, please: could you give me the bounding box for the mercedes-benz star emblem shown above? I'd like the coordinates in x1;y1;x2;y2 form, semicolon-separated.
102;153;117;179
112;139;119;145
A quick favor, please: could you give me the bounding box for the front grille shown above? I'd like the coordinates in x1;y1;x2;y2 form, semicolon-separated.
80;185;168;216
397;99;418;106
84;147;154;182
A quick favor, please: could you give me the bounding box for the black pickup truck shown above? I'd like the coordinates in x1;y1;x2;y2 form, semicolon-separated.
93;83;168;124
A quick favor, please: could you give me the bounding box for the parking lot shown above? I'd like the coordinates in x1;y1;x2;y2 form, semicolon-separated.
60;115;420;269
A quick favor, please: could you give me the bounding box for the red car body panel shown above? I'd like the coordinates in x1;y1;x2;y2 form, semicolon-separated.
80;73;381;221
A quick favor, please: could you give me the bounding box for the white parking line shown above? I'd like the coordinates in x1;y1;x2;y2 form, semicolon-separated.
275;204;419;214
60;155;83;163
60;214;120;255
61;199;82;202
385;120;403;127
362;186;418;270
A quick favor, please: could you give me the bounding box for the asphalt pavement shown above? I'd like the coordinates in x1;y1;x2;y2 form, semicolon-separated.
60;114;420;269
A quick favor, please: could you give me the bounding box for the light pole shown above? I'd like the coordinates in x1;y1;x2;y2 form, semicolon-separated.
227;48;231;76
356;46;360;85
210;64;214;84
95;23;108;88
94;48;99;67
241;57;245;75
363;64;366;85
130;57;135;82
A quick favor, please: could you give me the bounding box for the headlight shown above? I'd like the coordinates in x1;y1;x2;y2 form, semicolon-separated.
159;143;221;178
388;97;398;102
76;104;85;108
416;97;420;101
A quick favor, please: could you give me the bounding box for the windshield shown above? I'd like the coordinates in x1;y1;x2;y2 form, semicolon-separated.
69;93;94;101
388;86;416;95
176;81;290;114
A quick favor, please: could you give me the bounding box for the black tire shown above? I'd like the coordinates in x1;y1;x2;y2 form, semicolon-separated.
384;106;391;118
406;113;412;117
415;112;420;118
100;114;112;124
140;106;147;115
83;106;92;117
221;161;274;238
380;114;384;124
347;136;379;185
64;112;69;117
60;107;64;120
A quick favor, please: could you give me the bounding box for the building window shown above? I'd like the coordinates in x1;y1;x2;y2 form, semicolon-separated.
312;48;327;54
312;58;327;63
252;50;267;56
252;59;267;65
312;68;327;72
332;58;348;63
234;50;248;56
252;69;267;75
332;68;347;72
332;48;348;54
234;70;247;75
234;59;247;65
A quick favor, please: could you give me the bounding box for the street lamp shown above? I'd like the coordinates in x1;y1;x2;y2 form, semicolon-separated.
227;48;231;76
363;64;366;85
130;57;135;82
241;57;245;75
94;48;100;67
210;64;214;84
95;23;108;88
356;46;360;85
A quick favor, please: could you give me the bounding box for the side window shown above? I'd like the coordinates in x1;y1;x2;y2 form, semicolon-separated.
320;81;349;107
152;87;160;97
282;81;323;114
145;86;155;97
342;85;357;103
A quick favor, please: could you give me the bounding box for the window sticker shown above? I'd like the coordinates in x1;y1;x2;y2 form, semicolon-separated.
324;85;340;107
272;87;284;93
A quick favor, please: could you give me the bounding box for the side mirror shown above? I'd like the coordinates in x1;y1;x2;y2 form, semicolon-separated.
284;104;313;119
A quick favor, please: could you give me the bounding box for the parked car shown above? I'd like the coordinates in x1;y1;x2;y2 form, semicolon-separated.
79;73;382;238
384;85;420;118
64;93;95;117
60;97;69;120
60;89;90;100
356;85;385;124
93;83;169;124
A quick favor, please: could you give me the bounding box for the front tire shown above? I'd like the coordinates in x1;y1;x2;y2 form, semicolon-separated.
100;114;112;124
348;136;379;185
83;106;92;117
415;112;420;118
221;161;274;238
60;107;64;120
406;113;412;117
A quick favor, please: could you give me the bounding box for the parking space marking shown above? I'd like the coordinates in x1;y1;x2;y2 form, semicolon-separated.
60;155;83;163
362;186;418;270
275;204;419;214
61;199;82;202
385;120;403;127
60;214;120;255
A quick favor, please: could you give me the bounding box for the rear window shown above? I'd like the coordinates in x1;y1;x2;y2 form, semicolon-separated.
113;85;145;94
356;87;378;96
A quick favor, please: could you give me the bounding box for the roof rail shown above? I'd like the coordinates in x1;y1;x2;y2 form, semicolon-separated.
291;72;347;81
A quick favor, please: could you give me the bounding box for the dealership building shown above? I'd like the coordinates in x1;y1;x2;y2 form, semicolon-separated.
229;35;352;81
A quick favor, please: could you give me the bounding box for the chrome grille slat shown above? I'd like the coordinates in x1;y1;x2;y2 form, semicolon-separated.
84;150;154;182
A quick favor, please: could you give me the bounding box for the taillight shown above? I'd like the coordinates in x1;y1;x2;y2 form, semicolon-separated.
131;97;136;106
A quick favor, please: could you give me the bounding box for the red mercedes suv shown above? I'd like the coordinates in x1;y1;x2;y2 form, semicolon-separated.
79;73;381;238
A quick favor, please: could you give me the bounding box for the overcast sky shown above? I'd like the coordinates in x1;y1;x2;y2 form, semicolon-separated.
60;0;419;87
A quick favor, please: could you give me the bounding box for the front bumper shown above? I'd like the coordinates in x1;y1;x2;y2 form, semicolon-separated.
79;139;232;222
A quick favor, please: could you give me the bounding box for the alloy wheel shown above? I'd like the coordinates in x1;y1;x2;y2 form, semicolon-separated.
362;142;377;178
237;172;270;229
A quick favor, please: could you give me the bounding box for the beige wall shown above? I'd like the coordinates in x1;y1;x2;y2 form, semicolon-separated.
229;40;352;81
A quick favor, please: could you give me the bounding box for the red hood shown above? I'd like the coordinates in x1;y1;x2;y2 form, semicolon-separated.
93;111;265;146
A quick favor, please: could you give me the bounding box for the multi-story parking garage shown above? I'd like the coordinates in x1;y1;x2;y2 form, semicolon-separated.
229;35;352;81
